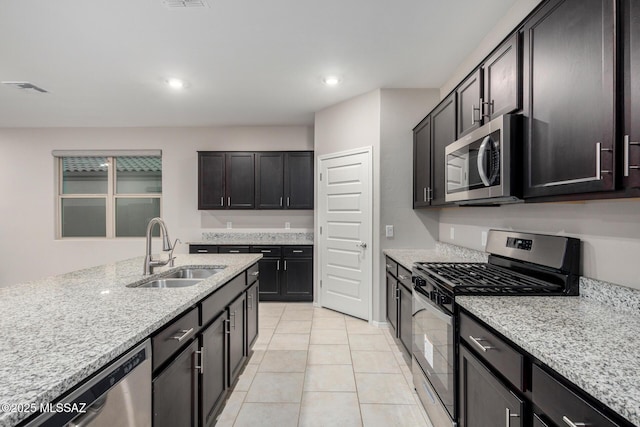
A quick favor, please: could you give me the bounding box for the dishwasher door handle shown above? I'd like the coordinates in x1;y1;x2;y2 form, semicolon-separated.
69;395;108;427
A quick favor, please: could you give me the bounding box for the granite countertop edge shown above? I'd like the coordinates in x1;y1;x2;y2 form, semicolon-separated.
0;253;262;427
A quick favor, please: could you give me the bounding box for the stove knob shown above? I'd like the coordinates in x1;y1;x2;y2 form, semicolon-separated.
440;294;451;305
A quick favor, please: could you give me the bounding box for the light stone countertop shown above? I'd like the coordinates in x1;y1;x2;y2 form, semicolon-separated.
457;295;640;426
383;242;489;271
0;253;261;427
190;231;314;246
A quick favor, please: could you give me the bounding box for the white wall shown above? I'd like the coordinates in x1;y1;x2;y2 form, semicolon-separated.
314;89;443;322
439;200;640;290
0;126;313;286
379;88;440;318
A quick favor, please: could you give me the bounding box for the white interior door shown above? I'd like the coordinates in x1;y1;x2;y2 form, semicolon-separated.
318;148;372;321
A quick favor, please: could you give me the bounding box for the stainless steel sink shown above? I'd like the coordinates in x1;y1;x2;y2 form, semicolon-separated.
136;278;203;288
163;267;226;279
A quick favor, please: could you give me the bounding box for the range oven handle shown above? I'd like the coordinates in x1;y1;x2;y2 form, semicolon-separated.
413;288;453;325
477;135;493;186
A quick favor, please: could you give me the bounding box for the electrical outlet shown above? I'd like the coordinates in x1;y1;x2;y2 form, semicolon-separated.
226;222;232;229
285;222;290;229
450;227;455;240
385;225;394;238
481;231;488;247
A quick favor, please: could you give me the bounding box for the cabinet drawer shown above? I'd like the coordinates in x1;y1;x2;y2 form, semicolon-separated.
190;245;218;254
460;312;524;391
532;365;619;427
152;307;199;371
250;246;282;256
219;246;250;254
201;273;246;327
385;257;398;277
247;263;259;285
397;265;412;289
283;246;312;257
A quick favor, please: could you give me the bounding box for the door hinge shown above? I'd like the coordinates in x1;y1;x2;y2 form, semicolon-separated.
320;226;323;235
320;280;322;288
320;173;322;181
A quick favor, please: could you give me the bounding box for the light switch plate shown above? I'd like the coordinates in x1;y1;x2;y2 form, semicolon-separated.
481;231;488;247
450;227;455;240
385;225;394;237
226;222;232;229
285;222;290;229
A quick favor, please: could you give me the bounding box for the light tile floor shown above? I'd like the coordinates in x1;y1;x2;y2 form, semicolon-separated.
215;302;433;427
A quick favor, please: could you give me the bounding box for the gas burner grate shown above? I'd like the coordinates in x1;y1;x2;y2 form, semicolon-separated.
418;262;563;294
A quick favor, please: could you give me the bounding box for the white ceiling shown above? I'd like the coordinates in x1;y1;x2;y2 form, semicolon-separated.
0;0;518;127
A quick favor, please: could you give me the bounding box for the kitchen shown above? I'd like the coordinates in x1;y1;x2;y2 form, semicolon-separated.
1;0;640;426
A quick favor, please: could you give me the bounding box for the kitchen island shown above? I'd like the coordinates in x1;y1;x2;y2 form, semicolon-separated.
0;253;261;427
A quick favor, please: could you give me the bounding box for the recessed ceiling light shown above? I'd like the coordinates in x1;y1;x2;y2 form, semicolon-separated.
322;76;341;86
167;78;185;89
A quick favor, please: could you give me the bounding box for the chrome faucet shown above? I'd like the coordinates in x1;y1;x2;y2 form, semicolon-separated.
143;217;179;275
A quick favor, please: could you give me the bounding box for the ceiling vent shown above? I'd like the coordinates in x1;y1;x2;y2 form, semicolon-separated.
163;0;209;8
2;81;48;94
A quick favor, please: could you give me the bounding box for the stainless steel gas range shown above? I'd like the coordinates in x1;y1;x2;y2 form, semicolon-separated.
411;230;580;426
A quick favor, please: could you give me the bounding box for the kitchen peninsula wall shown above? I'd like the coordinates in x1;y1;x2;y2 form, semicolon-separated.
0;125;313;286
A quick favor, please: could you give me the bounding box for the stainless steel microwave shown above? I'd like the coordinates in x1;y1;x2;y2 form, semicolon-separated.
445;114;522;204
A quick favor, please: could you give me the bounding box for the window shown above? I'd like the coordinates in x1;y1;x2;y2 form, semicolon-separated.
54;150;162;238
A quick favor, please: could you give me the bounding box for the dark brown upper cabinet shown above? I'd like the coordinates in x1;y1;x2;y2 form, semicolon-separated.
623;0;640;189
200;151;313;210
482;33;521;121
284;152;314;209
523;0;615;198
457;34;521;139
256;152;284;209
456;69;483;138
413;115;432;208
431;93;456;206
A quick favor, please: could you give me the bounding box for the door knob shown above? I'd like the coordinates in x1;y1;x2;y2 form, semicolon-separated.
356;242;367;249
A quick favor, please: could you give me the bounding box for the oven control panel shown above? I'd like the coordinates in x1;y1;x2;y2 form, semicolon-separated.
506;237;533;251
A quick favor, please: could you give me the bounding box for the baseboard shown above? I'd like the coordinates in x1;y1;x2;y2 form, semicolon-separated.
372;320;389;328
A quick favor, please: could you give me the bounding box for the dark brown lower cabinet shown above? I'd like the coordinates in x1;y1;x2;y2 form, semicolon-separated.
533;414;550;427
386;272;398;335
257;257;280;298
246;281;259;349
228;293;246;386
282;257;313;300
398;282;412;355
200;315;227;427
459;344;524;427
153;340;199;427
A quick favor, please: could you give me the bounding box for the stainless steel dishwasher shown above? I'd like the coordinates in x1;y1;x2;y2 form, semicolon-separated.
27;339;152;427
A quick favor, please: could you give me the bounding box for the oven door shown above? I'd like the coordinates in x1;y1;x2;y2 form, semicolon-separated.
413;288;456;426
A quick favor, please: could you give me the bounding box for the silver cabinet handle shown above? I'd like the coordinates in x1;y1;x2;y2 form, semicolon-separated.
398;274;408;280
284;260;287;270
386;264;393;269
229;250;240;253
468;336;494;352
261;250;271;253
293;250;303;253
624;135;640;177
471;101;482;125
228;196;231;205
251;271;259;276
482;98;494;118
277;260;280;270
220;197;224;206
423;187;427;202
598;142;613;177
195;347;204;374
287;197;290;206
224;319;230;335
505;408;519;427
170;328;194;342
231;311;236;329
197;249;208;253
248;294;252;309
427;187;433;201
395;284;400;300
562;416;587;427
280;197;283;206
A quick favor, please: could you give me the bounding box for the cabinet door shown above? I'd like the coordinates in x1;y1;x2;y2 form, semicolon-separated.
398;283;412;355
246;281;259;350
256;152;284;209
198;153;225;209
523;0;615;198
226;153;255;209
459;345;524;427
283;258;313;301
257;257;280;301
431;93;456;206
285;152;314;209
624;0;640;188
200;315;227;427
153;340;199;427
228;293;246;386
386;273;398;335
413;115;432;208
483;33;520;120
456;68;482;138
